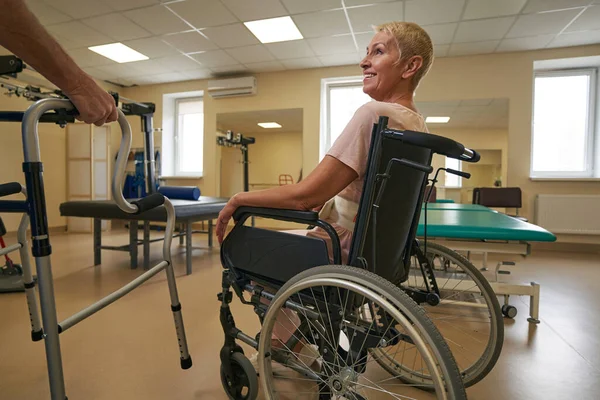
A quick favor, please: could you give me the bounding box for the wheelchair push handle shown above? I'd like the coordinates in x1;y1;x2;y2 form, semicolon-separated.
382;128;480;163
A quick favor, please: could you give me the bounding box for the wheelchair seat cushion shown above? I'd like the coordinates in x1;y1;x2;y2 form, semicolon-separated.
221;226;330;284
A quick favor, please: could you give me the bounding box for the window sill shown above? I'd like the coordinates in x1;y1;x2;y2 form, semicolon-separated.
530;177;600;182
159;176;203;180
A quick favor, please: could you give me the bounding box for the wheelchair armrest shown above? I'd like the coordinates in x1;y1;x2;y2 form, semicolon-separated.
233;206;319;225
231;206;342;264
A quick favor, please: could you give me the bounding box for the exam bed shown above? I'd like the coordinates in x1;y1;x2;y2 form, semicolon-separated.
59;197;229;275
417;203;556;323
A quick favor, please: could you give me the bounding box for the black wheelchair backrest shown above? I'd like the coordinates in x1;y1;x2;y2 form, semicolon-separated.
347;117;433;284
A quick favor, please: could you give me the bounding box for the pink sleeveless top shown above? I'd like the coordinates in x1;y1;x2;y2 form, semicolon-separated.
307;101;428;264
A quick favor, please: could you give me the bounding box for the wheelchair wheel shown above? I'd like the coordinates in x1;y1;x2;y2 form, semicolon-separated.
257;265;466;399
220;352;258;400
385;242;503;387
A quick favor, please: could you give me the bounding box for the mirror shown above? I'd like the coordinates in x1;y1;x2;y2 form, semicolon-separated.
216;108;303;198
415;98;509;203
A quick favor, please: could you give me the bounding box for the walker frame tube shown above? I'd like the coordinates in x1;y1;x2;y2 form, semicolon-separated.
15;98;191;400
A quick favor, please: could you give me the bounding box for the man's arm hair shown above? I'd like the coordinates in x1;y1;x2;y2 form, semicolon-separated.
0;0;92;95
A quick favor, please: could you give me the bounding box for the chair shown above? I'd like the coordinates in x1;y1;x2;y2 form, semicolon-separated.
216;117;485;399
424;185;437;202
473;187;527;221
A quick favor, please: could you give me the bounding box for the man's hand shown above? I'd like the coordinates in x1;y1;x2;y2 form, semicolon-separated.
64;74;118;126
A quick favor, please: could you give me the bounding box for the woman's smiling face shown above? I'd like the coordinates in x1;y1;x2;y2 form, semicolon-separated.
359;31;404;102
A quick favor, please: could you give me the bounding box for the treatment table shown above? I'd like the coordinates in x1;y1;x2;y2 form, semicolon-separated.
417;202;557;323
59;197;229;275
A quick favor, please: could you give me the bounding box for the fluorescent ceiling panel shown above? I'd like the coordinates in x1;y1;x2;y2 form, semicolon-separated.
88;43;149;63
244;16;303;44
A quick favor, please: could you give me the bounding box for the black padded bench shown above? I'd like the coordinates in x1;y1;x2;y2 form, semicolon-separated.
59;197;228;274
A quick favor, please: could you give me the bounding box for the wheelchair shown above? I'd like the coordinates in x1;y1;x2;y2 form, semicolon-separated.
218;116;486;399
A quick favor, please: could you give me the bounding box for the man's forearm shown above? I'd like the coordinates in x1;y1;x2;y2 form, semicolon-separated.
0;0;91;94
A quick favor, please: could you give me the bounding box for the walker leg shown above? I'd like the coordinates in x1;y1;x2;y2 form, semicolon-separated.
208;220;213;248
17;215;43;341
36;255;68;400
164;259;192;369
527;282;541;324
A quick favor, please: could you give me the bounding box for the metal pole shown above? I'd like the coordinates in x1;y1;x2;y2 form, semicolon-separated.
22;98;72;400
58;261;168;332
242;146;249;193
143;114;156;194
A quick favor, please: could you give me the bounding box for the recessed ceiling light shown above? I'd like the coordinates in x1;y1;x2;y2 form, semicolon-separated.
244;16;303;44
88;43;149;63
426;116;451;123
258;122;282;128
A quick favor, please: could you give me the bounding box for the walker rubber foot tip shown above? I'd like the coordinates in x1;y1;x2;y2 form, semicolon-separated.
181;356;192;370
31;329;43;342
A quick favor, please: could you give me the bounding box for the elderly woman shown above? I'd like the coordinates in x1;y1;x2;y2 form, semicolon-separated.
216;21;434;370
217;21;433;256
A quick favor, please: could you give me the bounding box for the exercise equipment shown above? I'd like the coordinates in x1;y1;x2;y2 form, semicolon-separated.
216;130;255;192
0;98;192;400
0;216;25;293
158;185;201;200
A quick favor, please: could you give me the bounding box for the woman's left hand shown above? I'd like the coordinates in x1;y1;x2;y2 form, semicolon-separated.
216;197;239;244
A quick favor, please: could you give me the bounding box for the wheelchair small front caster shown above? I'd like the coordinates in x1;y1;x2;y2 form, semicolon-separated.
220;352;258;400
502;304;517;319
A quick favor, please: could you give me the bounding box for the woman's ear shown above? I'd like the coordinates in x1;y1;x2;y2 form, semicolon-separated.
402;55;423;80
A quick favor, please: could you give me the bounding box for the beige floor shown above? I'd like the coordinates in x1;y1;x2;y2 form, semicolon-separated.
1;229;599;400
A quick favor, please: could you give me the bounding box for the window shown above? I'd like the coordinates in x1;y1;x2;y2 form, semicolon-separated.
445;158;462;188
531;68;597;178
161;90;204;178
175;97;203;176
321;77;371;158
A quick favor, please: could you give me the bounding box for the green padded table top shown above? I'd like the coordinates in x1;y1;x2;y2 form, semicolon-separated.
416;207;556;242
422;203;491;211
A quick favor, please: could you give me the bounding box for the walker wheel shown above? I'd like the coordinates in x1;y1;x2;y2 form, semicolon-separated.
220;352;258;400
502;304;517;319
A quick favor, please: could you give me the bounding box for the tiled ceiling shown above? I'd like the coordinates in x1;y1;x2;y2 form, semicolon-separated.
9;0;600;86
416;98;509;129
216;108;303;134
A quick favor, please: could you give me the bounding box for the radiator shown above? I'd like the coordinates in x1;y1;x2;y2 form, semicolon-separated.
535;194;600;235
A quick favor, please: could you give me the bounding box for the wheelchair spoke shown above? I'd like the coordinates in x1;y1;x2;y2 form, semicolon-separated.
354;377;420;400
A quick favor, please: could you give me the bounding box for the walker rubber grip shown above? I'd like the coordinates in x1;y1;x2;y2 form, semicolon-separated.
181;356;192;369
131;193;165;214
0;182;22;198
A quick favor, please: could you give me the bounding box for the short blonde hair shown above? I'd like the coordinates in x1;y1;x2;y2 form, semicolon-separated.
375;22;434;88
